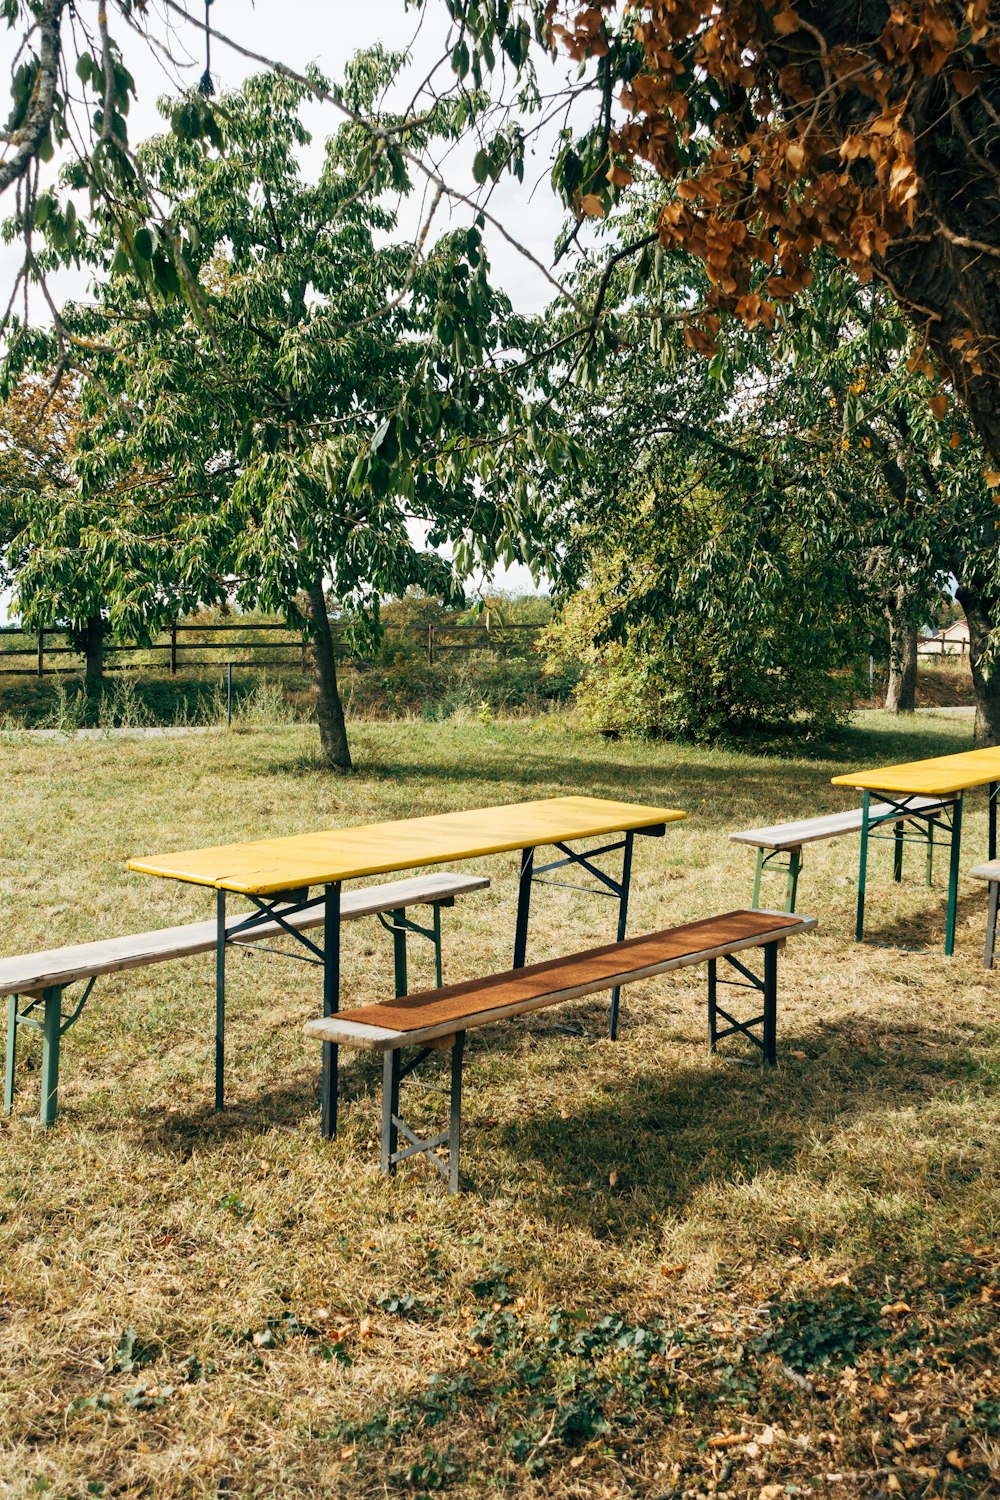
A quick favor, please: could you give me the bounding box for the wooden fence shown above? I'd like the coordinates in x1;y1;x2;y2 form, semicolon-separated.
0;620;544;678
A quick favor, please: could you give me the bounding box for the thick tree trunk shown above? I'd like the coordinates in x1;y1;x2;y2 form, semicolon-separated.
83;614;104;689
884;594;917;713
304;581;352;772
955;582;1000;747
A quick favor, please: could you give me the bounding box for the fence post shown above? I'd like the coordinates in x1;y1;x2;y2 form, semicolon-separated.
170;623;178;674
427;625;434;668
36;628;44;678
226;662;233;727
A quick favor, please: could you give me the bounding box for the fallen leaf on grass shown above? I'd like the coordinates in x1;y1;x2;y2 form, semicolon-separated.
759;1486;784;1499
947;1449;967;1471
880;1301;911;1316
708;1432;749;1449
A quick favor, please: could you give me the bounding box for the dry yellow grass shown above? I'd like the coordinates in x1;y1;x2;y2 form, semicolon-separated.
1;710;998;1499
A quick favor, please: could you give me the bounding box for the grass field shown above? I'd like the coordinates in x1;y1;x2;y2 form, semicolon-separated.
1;711;998;1499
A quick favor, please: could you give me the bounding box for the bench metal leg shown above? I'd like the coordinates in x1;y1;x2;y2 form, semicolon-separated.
433;901;443;988
380;1034;465;1193
926;815;936;886
608;830;634;1041
985;880;999;970
40;986;62;1127
893;820;904;883
4;993;17;1114
706;948;778;1065
751;849;764;908
321;882;342;1140
945;795;963;957
991;782;998;863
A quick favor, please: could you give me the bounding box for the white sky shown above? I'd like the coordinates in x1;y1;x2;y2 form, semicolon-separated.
1;0;587;612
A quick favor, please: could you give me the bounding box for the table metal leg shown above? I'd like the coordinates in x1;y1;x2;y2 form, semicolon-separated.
513;847;534;968
985;880;999;970
321;882;342;1139
391;907;408;998
433;901;443;988
855;790;870;943
215;889;226;1109
763;942;778;1066
449;1032;465;1195
707;958;717;1051
893;820;904;882
608;830;634;1041
785;848;802;912
381;1048;401;1175
4;993;17;1114
945;795;963;956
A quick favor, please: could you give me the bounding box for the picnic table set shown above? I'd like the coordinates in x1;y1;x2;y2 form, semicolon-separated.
4;742;1000;1192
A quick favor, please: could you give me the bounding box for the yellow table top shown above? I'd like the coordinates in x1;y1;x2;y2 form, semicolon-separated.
127;795;687;896
832;745;1000;797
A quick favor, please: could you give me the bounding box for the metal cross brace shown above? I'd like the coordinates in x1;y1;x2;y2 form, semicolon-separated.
382;1033;465;1194
706;944;778;1066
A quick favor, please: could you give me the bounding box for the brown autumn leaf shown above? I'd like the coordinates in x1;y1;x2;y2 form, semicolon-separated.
880;1301;912;1316
773;8;800;33
929;392;948;420
580;193;606;217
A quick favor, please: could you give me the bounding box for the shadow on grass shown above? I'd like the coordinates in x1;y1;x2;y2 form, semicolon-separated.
132;1000;995;1251
488;1012;992;1237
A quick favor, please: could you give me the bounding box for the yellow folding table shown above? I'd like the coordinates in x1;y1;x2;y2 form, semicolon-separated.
128;794;686;1131
831;746;1000;953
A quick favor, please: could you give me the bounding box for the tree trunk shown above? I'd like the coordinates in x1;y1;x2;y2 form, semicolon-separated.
955;582;1000;747
884;594;917;713
83;614;104;689
304;580;352;772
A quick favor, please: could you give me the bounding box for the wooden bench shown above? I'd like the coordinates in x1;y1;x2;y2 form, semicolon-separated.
304;908;818;1193
969;860;1000;968
2;871;488;1125
730;798;950;912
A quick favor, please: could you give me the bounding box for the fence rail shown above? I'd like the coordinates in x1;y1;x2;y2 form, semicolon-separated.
0;620;544;678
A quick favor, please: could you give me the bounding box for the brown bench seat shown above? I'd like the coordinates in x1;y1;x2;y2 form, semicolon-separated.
304;908;818;1192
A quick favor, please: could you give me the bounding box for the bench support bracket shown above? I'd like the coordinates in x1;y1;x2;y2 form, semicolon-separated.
752;847;802;913
4;976;97;1125
382;1032;465;1194
707;942;778;1065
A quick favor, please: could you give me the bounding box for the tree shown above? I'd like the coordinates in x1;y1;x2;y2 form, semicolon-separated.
0;372;110;688
6;59;536;768
527;220;1000;738
537;2;1000;460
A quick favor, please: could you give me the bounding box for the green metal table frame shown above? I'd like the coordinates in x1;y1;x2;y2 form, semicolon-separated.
319;819;669;1141
855;782;998;955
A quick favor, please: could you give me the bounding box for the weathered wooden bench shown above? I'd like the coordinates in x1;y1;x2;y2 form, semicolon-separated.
2;871;488;1125
730;798;950;912
304;908;818;1193
969;859;1000;968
